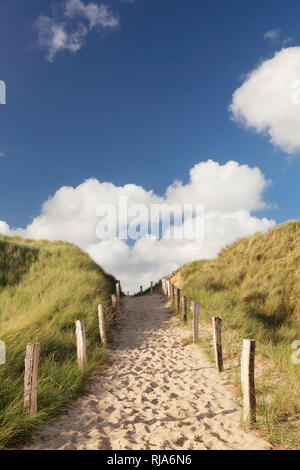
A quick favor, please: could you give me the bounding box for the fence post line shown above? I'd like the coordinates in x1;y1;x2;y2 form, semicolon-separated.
182;295;187;324
76;320;87;370
98;304;107;345
176;288;181;312
241;339;256;423
212;317;223;372
150;281;153;295
24;343;41;415
192;302;200;343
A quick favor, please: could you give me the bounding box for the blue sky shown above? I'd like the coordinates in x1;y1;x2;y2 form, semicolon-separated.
0;0;299;290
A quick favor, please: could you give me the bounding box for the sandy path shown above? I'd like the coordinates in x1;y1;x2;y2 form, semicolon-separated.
24;295;269;450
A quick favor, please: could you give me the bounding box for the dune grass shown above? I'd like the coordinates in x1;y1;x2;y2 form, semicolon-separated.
169;220;300;449
0;235;117;449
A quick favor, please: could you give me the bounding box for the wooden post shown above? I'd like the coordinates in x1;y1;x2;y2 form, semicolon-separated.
241;339;256;423
112;294;117;309
140;286;143;294
24;343;41;415
191;302;200;343
176;288;181;312
116;281;121;301
182;295;187;324
212;317;223;372
0;340;5;365
167;280;171;298
150;281;153;295
76;320;87;370
98;304;107;345
171;284;175;300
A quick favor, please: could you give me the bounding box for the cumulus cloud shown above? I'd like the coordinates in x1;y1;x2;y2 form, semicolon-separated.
36;0;119;61
0;221;10;236
1;160;275;293
166;160;269;212
230;47;300;154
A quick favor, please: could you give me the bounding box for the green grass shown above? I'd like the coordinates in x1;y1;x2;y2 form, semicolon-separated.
0;235;117;449
169;220;300;449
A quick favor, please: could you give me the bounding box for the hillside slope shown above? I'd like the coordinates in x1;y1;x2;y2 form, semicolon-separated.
0;235;116;449
170;220;300;449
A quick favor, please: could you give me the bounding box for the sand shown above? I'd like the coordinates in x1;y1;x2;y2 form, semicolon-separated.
23;294;270;450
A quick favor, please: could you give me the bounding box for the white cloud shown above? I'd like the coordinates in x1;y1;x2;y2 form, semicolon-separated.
166;160;269;212
1;160;276;293
0;152;5;158
264;28;281;41
0;221;10;236
36;16;88;62
36;1;119;61
65;0;119;29
230;47;300;154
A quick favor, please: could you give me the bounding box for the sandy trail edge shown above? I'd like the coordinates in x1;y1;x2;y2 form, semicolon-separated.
23;295;270;450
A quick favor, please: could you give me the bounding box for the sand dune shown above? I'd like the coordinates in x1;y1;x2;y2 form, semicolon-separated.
23;294;269;450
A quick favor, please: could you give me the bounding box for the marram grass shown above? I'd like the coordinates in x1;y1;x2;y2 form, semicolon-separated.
0;235;116;449
169;220;300;450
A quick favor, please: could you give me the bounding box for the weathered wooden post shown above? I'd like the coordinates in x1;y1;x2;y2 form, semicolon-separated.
76;320;87;370
191;302;200;343
140;286;143;294
176;288;181;312
150;281;153;295
167;280;171;298
212;317;223;372
182;295;187;324
241;339;256;423
171;284;175;300
116;281;121;301
0;340;5;365
98;304;107;345
112;294;117;309
24;343;41;415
